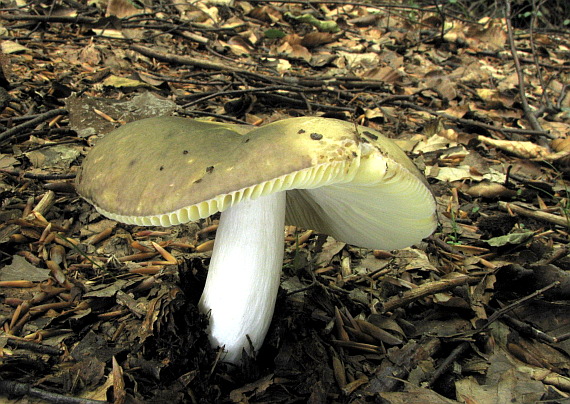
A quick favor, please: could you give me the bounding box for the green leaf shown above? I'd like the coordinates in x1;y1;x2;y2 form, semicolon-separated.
264;28;286;39
486;231;534;247
285;12;340;33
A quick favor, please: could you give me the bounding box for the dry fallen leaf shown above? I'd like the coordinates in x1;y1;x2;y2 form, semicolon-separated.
551;137;570;152
478;135;551;159
463;182;517;198
301;32;335;49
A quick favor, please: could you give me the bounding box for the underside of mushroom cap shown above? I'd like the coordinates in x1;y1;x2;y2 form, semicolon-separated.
77;116;437;248
285;120;437;249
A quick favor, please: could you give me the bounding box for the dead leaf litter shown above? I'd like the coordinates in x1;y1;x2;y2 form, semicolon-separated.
0;0;569;403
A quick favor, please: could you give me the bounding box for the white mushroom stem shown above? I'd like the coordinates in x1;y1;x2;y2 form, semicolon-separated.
198;192;286;363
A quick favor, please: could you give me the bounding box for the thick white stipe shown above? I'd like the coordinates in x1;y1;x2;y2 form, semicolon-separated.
198;192;286;363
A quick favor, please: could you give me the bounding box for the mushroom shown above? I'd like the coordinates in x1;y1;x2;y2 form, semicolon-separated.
76;116;437;363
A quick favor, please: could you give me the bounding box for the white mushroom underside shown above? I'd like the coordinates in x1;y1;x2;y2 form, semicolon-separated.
286;152;437;250
198;191;286;364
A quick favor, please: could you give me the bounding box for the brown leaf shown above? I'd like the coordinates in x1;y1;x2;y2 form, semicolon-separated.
467;18;507;51
229;374;274;402
227;35;255;55
79;42;103;66
112;356;127;404
551;137;570;153
348;14;380;27
106;0;145;18
379;387;459;404
249;5;281;23
301;32;335;49
464;182;517;198
478;136;551;159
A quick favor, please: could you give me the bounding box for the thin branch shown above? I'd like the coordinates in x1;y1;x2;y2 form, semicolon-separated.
530;0;554;112
479;281;560;330
0;169;76;180
427;342;470;387
0;109;68;145
379;274;481;313
0;380;108;404
504;0;543;132
392;100;551;137
498;201;569;227
181;85;308;108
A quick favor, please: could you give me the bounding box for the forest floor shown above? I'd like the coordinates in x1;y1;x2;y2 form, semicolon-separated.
0;0;569;403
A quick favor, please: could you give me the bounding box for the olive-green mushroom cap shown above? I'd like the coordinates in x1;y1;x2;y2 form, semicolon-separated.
76;116;437;250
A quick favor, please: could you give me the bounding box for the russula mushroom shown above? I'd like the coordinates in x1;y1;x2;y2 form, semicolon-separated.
76;116;437;363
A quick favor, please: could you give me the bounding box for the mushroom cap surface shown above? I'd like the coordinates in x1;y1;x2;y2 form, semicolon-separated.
77;116;437;249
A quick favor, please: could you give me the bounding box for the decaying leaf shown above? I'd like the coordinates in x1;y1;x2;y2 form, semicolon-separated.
486;231;534;247
551;137;570;153
106;0;146;18
0;255;50;282
102;75;152;89
25;145;81;169
464;182;517;198
2;1;570;403
1;40;30;54
478;135;551;159
301;32;335;49
229;374;274;402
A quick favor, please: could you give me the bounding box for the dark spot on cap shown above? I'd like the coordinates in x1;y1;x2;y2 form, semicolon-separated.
206;166;214;174
183;150;189;154
159;166;164;171
363;131;378;140
244;138;250;143
128;159;136;167
310;133;323;140
352;151;357;157
298;129;306;134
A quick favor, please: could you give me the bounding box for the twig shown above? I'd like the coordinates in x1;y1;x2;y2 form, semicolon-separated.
479;281;560;331
249;0;435;12
427;341;470;387
379;275;481;313
556;84;569;110
0;14;99;24
0;109;68;145
131;44;247;75
504;0;543;132
529;0;556;115
130;44;400;92
498;201;569;228
392;100;551;137
553;332;570;343
0;169;76;180
5;337;63;355
181;85;307;108
181;110;249;124
466;49;570;70
500;313;560;344
0;380;108;404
